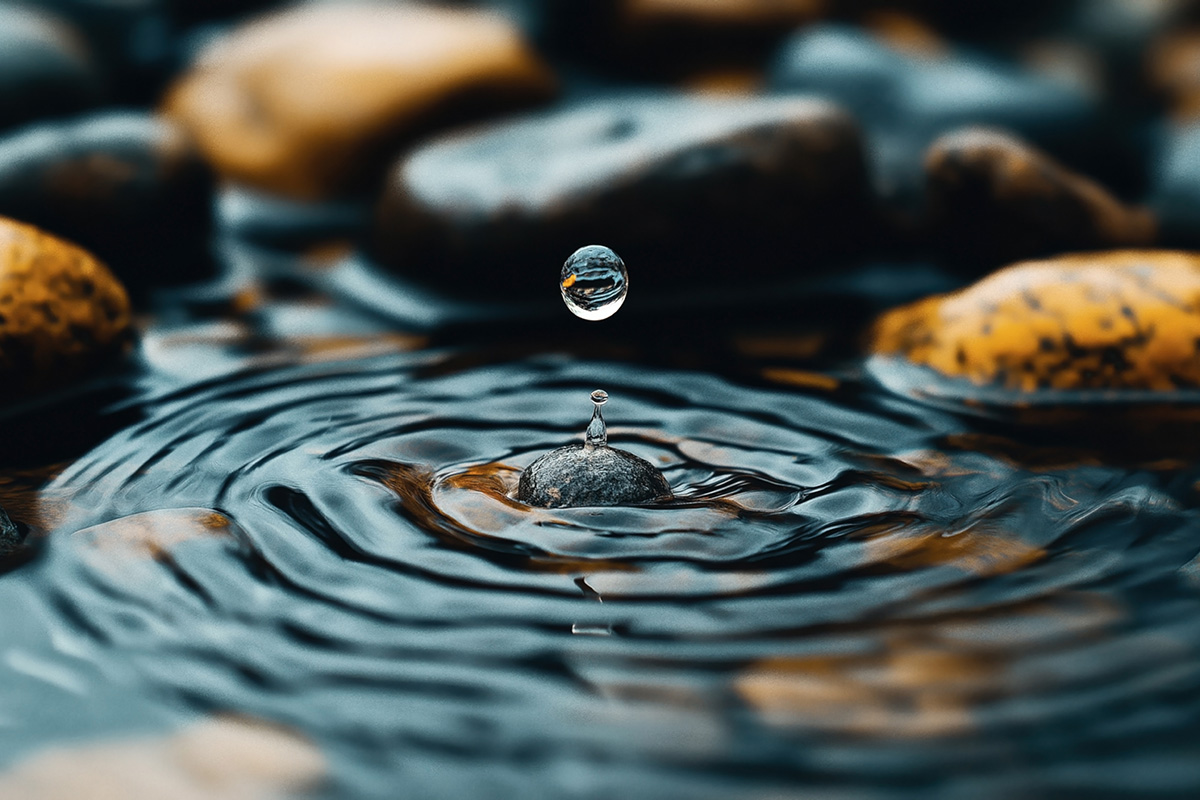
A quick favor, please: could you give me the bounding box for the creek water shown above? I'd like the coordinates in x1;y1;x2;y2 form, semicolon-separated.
0;245;1199;798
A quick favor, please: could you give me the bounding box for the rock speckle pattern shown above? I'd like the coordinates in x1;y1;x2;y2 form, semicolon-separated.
0;216;130;394
871;250;1200;392
375;93;872;298
517;444;672;508
163;2;556;200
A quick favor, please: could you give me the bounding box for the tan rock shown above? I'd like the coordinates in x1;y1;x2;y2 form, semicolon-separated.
0;216;130;394
162;2;556;200
871;250;1200;392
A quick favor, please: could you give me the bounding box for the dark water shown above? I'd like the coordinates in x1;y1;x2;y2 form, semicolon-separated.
3;249;1200;798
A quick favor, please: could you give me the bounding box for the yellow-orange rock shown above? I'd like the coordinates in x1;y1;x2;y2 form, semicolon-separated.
162;2;556;200
871;251;1200;393
0;216;130;394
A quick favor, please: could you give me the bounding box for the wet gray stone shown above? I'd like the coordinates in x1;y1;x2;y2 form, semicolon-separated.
517;444;671;509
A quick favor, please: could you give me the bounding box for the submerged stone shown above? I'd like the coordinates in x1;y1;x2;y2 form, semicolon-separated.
517;443;672;508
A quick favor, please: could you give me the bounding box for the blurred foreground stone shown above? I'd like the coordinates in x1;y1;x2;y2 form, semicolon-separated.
0;217;130;396
0;112;213;293
163;1;556;200
375;93;872;298
925;128;1155;271
0;3;102;134
871;250;1200;392
0;716;324;800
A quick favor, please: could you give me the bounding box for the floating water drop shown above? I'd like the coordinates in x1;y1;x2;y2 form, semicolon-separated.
560;245;628;321
585;389;608;448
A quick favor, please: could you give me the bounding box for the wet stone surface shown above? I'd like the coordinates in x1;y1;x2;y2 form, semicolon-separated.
517;443;672;508
374;92;873;298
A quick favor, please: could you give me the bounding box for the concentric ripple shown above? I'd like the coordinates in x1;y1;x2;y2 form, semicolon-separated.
24;347;1200;798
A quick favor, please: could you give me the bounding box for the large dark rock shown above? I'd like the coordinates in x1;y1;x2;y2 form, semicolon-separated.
0;3;103;134
373;92;874;299
517;443;672;508
925;128;1155;272
0;112;214;292
769;24;1110;209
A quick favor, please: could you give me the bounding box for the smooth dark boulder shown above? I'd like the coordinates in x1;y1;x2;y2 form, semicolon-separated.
0;112;214;292
517;444;671;508
374;92;874;299
0;3;102;134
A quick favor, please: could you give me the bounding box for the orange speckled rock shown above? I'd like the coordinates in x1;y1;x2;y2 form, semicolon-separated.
162;2;556;200
0;216;130;394
871;251;1200;393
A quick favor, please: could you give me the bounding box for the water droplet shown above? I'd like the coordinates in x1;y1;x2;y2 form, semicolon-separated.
585;389;608;448
560;245;628;321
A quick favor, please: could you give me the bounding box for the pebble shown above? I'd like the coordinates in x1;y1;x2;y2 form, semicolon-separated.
924;128;1155;271
0;112;214;292
870;250;1200;393
769;24;1103;207
0;3;103;134
374;92;872;298
0;217;130;395
517;443;672;508
162;2;556;200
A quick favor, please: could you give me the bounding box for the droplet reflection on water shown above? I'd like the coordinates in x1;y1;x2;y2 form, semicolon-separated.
560;245;628;321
